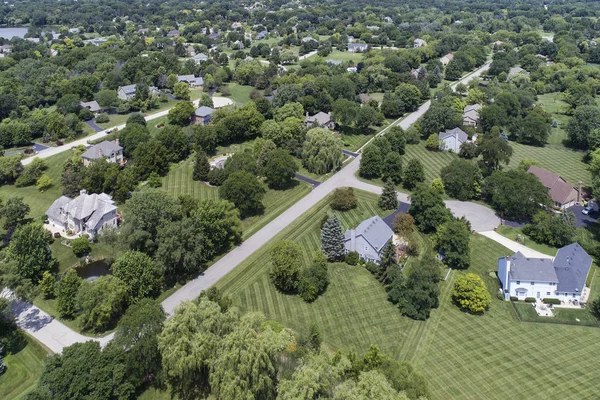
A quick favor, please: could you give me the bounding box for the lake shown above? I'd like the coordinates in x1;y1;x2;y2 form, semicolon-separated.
0;27;29;39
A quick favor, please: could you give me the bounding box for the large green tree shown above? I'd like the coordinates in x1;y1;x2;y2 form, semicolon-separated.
452;273;491;314
302;128;343;175
321;214;345;261
76;275;128;332
5;222;55;283
57;269;82;319
219;171;266;217
402;159;425;190
408;185;451;233
111;251;162;303
168;100;195;125
435;218;471;269
270;240;302;292
379;180;399;210
1;196;30;230
440;159;482;201
359;145;383;178
264;148;298;188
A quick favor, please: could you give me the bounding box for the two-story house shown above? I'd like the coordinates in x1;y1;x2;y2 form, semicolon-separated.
81;140;124;167
438;127;469;152
192;106;215;125
344;216;394;264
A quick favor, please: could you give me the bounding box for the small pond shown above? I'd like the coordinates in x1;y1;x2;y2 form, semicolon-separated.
75;260;111;282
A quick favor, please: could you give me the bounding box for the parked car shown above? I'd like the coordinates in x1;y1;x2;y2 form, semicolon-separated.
582;206;592;215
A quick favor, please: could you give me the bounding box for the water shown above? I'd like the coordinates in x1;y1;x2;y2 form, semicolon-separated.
76;260;112;282
0;27;29;39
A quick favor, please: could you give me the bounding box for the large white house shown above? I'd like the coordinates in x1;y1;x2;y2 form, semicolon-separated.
438;127;469;152
46;190;118;239
344;216;394;264
498;243;592;303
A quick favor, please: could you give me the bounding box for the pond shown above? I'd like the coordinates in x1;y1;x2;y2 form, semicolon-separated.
0;27;28;39
75;260;111;282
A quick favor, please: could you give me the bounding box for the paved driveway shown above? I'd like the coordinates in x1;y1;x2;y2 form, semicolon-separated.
566;205;599;228
445;201;501;232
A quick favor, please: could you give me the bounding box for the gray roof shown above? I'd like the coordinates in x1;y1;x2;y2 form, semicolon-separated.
554;243;592;293
119;84;138;95
348;43;368;51
194;106;215;117
193;53;208;61
439;127;468;143
81;141;122;160
80;100;102;112
344;216;394;253
46;192;116;229
46;196;72;224
306;112;332;125
177;75;203;85
508;252;558;282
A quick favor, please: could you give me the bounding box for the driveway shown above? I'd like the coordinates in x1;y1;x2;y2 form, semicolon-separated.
85;119;104;133
566;205;599;228
33;143;50;153
478;231;552;259
445;201;500;232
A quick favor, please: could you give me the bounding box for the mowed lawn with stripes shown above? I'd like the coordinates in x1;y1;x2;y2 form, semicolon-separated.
162;157;311;238
217;191;600;400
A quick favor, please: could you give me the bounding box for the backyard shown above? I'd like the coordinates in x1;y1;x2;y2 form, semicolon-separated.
0;335;49;400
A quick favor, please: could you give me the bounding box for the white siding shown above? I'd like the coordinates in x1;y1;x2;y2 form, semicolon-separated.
508;279;557;299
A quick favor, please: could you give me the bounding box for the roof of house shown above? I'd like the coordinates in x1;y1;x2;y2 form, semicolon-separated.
47;192;117;229
509;66;526;75
325;59;343;65
194;106;215;117
193;53;208;61
344;216;394;253
508;252;558;282
118;84;138;95
81;140;122;160
441;53;454;61
347;43;368;50
464;104;482;113
554;242;592;293
177;74;203;85
46;196;72;224
80;100;102;112
527;165;578;205
359;93;372;103
306;111;332;125
439;127;468;143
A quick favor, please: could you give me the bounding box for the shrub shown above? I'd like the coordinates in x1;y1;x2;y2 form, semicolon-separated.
297;263;329;302
0;358;5;375
72;236;91;257
543;298;561;304
524;297;536;303
270;240;302;293
207;168;227;186
330;187;357;211
79;108;94;121
510;296;518;301
496;293;504;300
95;113;110;123
345;251;359;265
451;273;491;313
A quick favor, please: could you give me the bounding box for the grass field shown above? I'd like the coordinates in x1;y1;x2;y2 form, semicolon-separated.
220;83;258;105
326;50;364;63
0;335;49;400
217;191;600;400
537;92;570;147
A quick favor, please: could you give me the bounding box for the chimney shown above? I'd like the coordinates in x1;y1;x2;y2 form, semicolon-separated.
115;138;119;146
80;189;87;195
98;149;103;158
577;181;582;204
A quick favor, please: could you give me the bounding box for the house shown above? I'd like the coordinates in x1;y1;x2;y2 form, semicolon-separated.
231;22;242;29
46;190;118;239
117;84;159;101
305;112;335;129
347;43;368;52
177;74;203;88
81;140;124;167
0;44;12;53
498;243;592;303
438;127;468;152
347;67;358;73
440;53;454;66
492;40;504;48
256;30;268;40
68;28;80;34
411;66;428;79
192;106;215;125
80;100;103;115
193;53;208;64
347;35;355;43
325;59;343;66
167;29;180;38
508;66;528;76
359;94;372;104
344;216;394;264
527;166;581;209
366;25;379;31
208;32;220;40
383;16;393;23
210;155;230;169
233;40;244;49
137;28;149;35
414;38;427;48
463;104;482;127
302;37;318;43
187;46;196;57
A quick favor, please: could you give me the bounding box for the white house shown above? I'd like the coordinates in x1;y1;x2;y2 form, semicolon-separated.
305;112;335;129
438;127;469;152
463;104;482;127
344;216;394;264
193;53;208;64
414;38;427;48
46;190;118;239
498;243;592;303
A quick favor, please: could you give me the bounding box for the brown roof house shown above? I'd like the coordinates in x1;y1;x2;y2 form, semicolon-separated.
528;166;581;209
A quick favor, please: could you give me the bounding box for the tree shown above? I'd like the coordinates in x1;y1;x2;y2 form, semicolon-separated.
6;222;55;283
480;106;508;133
298;261;329;302
436;218;471;269
440;159;482;201
199;94;214;108
393;213;414;236
387;126;406;155
402;159;425;190
395;83;422;111
590;296;600;320
111;251;162;303
77;275;128;332
173;82;191;100
155;125;190;162
483;170;551;221
359;145;383;178
567;105;600;149
331;187;357;211
523;211;576;247
71;237;91;257
56;93;81;115
191;199;242;257
302;128;343;175
264;149;298;188
409;185;451;233
193;151;210;181
118;123;150;157
458;142;477;159
1;196;30;230
36;174;53;191
334;370;406;399
321;214;345;261
39;271;56;299
127;112;147;127
132;139;170;180
379;180;398;210
511;107;552;145
57;269;81;319
431;178;445;195
219;171;265;217
94;89;118;108
270;240;302;292
168;101;195;125
452;273;491;313
420;104;461;135
426;134;439;150
477;135;513;174
16;158;47;187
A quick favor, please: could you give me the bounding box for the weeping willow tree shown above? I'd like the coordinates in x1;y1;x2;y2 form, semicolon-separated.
301;128;344;175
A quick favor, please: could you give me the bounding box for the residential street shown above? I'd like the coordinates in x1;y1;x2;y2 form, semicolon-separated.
11;61;506;352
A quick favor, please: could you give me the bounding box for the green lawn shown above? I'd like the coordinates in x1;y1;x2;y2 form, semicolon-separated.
495;225;557;256
217;191;600;400
404;143;459;183
537;92;570;147
220;83;257;104
326;50;364;63
0;335;49;400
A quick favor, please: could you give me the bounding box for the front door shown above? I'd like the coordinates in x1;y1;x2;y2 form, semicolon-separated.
536;292;540;299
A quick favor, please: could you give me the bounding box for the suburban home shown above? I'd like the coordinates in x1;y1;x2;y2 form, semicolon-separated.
359;93;372;104
117;84;159;101
440;53;454;66
344;216;394;264
137;28;150;35
193;53;208;64
210;155;230;169
411;66;428;79
167;29;180;38
81;140;124;167
508;66;529;76
414;38;427;47
233;40;244;49
177;74;203;88
498;243;592;303
305;112;335;129
46;190;118;239
438;127;469;152
302;36;318;43
231;22;242;29
187;46;196;57
325;59;343;66
527;166;581;209
463;104;482;127
80;100;103;115
208;32;220;40
347;43;368;52
192;106;215;125
0;44;12;54
256;30;268;40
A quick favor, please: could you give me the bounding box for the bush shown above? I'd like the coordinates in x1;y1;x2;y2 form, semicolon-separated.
345;251;359;265
207;168;227;186
297;264;329;302
510;296;518;301
95;113;110;123
79;108;94;121
524;297;536;303
72;236;91;257
330;187;357;211
543;298;561;304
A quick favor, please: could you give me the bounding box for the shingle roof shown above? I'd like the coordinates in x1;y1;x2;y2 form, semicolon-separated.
177;75;203;85
346;216;394;253
194;106;215;117
46;196;72;225
193;53;208;61
439;127;468;143
554;243;592;293
527;166;578;205
81;141;122;160
508;252;558;282
306;112;332;125
80;100;102;113
62;192;116;221
119;84;137;95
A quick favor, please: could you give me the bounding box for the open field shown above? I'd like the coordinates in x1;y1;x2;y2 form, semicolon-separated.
219;83;258;104
537;92;570;147
326;50;364;63
218;191;600;400
0;335;49;400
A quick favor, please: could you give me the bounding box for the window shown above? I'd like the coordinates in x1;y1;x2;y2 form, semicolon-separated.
546;292;550;296
516;281;520;284
531;281;534;285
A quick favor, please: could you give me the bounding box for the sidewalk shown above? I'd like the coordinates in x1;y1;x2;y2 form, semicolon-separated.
479;231;552;259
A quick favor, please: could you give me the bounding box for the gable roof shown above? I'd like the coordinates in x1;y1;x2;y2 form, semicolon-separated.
177;74;203;85
527;166;578;205
81;141;122;160
345;216;394;253
439;127;468;143
508;252;558;282
554;243;592;293
306;111;332;125
80;100;102;112
63;192;116;221
194;106;215;117
46;196;72;224
347;43;368;51
119;84;137;95
193;53;208;61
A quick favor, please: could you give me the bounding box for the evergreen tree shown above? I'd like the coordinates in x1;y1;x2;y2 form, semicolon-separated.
378;180;398;210
379;242;399;284
382;152;403;184
193;151;210;181
321;214;345;261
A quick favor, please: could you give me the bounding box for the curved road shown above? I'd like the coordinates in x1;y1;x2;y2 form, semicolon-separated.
10;61;509;353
